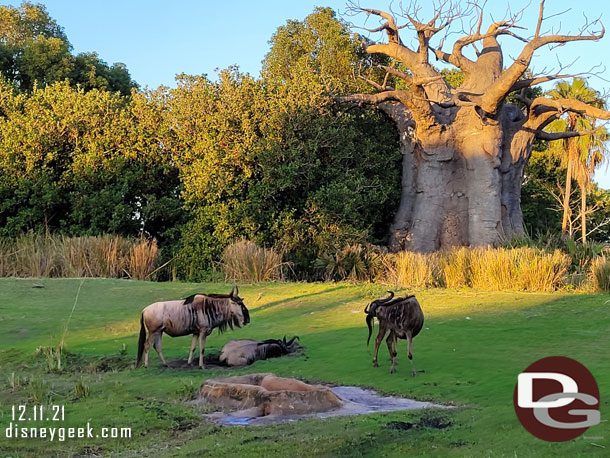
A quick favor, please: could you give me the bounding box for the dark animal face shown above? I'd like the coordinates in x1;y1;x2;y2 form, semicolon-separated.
229;286;250;325
365;291;395;345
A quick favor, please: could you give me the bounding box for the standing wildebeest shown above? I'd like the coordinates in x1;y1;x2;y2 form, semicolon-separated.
219;336;301;366
136;286;250;369
365;291;424;375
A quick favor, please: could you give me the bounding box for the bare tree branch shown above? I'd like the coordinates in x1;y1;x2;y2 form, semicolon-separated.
533;128;599;141
480;0;605;114
528;96;610;131
335;91;404;106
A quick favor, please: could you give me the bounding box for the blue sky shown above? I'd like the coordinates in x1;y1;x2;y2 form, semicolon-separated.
3;0;610;186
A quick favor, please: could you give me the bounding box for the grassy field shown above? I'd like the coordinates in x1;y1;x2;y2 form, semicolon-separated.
0;278;608;457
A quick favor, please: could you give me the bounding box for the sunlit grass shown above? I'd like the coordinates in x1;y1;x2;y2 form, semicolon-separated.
0;278;608;457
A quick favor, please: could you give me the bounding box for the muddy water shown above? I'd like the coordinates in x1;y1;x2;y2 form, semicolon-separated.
207;386;449;426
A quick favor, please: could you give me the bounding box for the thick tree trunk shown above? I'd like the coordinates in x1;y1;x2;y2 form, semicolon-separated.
341;4;610;253
386;105;530;252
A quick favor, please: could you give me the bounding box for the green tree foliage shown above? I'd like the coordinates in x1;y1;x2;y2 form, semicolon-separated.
0;80;181;241
520;79;610;242
162;8;400;279
546;78;608;240
0;2;136;95
521;146;565;236
9;4;610;281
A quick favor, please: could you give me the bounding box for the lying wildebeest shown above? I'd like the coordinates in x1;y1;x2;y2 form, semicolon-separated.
365;291;424;375
136;286;250;369
219;336;300;367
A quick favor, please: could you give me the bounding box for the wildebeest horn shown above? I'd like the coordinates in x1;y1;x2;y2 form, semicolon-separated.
286;336;299;346
230;285;238;297
365;291;394;314
381;291;394;303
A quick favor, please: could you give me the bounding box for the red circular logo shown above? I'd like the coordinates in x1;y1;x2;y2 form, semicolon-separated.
513;356;600;442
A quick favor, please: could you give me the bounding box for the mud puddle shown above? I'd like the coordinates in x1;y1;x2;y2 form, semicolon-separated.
207;385;449;426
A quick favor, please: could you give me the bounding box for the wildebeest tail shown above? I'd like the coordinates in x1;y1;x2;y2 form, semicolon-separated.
366;313;374;346
136;313;146;367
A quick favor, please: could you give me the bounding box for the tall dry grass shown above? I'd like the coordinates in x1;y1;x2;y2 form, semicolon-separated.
353;245;570;292
590;256;610;292
466;247;569;292
439;247;471;288
221;240;285;282
382;251;440;288
0;233;159;279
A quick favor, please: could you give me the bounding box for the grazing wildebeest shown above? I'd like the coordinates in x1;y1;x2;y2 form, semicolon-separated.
365;291;424;375
136;286;250;369
219;336;301;366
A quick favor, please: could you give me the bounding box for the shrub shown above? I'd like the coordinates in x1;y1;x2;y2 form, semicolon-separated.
73;377;90;400
221;240;285;282
314;243;384;281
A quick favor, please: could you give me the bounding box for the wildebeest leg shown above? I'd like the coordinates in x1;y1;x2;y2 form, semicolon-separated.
143;332;154;368
198;330;207;369
389;333;398;374
385;332;397;363
373;324;386;368
187;334;197;365
153;332;168;367
407;331;416;377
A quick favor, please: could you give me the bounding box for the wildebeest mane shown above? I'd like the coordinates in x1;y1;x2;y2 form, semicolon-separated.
255;340;284;360
182;294;243;334
383;295;415;307
183;293;232;305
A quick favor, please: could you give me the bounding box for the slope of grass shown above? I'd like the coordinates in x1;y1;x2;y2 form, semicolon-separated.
0;278;608;457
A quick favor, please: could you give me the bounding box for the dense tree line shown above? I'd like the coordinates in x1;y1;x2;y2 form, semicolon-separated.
0;3;608;280
0;6;400;279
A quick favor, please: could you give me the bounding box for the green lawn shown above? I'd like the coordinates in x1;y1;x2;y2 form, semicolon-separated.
0;278;608;457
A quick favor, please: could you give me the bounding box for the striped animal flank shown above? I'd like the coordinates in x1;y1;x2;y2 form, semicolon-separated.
219;336;302;366
138;286;250;369
364;291;424;375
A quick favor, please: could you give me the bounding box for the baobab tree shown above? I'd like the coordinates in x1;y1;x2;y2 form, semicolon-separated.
338;1;610;252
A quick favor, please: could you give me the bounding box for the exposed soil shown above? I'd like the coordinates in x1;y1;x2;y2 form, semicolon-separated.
386;413;453;431
161;354;225;370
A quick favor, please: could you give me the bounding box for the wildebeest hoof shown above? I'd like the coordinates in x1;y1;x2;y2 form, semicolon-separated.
411;370;417;377
390;367;396;374
373;361;379;368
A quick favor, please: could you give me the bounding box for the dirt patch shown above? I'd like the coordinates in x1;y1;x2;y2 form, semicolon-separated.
35;350;132;373
386;413;453;432
386;421;416;431
163;354;225;370
420;414;453;429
